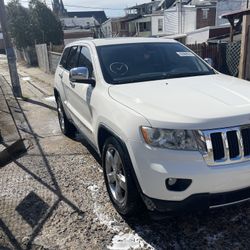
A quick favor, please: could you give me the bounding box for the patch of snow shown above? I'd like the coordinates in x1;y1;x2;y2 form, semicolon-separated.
22;76;31;81
107;232;154;250
44;96;56;104
88;184;154;250
88;184;120;231
87;184;99;192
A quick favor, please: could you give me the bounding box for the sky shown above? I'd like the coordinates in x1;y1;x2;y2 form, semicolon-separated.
14;0;150;17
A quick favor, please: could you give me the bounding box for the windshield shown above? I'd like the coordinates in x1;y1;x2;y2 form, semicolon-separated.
97;42;215;84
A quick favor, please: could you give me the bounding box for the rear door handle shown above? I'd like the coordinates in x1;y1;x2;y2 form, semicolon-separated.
59;73;63;79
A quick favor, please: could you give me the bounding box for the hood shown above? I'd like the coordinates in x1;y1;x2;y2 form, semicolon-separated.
108;74;250;130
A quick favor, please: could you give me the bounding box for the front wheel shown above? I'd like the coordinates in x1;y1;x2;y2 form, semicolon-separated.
102;137;143;216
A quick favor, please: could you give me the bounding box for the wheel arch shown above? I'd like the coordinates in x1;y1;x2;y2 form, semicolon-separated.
97;124;143;196
97;125;121;155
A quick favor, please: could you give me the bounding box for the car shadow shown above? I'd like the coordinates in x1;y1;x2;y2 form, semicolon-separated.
73;132;101;165
123;202;250;249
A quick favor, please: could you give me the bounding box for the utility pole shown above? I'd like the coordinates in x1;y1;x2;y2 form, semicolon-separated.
0;0;22;97
179;0;183;34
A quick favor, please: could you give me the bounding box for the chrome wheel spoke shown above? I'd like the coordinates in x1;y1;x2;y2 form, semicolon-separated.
115;182;123;200
117;173;126;191
106;150;114;167
107;171;116;184
113;151;120;170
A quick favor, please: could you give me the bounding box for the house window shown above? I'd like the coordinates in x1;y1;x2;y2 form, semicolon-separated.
139;22;151;32
202;9;209;19
158;18;163;32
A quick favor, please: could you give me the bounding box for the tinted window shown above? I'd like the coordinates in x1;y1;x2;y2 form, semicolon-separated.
78;47;94;78
66;46;79;71
60;47;70;68
97;43;214;84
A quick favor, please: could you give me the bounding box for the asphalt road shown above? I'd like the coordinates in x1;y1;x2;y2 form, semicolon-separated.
1;55;250;250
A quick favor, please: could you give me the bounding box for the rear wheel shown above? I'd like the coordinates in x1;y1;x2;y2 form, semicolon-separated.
102;137;143;216
56;96;76;137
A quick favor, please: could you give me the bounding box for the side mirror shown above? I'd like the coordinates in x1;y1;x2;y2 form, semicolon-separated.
204;58;214;67
69;67;95;86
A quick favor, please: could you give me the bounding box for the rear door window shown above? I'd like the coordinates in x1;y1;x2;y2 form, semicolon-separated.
59;47;70;69
65;46;79;71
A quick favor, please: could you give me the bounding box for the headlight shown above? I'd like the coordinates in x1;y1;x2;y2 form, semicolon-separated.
141;126;198;150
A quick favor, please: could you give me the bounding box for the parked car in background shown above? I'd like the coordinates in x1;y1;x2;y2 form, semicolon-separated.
54;38;250;216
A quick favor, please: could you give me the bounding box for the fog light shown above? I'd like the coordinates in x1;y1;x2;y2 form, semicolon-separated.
168;178;177;186
166;178;192;192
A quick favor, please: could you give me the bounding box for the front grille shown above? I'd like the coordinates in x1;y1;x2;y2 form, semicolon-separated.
202;125;250;166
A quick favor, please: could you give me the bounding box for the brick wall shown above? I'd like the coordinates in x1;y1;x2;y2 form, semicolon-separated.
196;7;216;30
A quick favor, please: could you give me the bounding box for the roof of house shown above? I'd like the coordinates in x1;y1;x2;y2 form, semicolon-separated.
67;11;108;24
102;14;141;24
126;1;161;10
61;17;99;29
221;9;250;19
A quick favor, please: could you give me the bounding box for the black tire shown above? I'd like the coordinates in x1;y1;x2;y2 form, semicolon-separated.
56;96;76;137
102;136;143;216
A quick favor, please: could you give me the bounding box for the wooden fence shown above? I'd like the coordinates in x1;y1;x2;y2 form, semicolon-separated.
186;43;224;72
48;51;61;73
35;44;49;73
187;42;241;77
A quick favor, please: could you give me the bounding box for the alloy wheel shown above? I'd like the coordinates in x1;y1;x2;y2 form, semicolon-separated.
105;146;127;204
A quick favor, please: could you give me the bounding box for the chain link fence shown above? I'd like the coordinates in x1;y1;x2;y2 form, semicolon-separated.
226;41;241;77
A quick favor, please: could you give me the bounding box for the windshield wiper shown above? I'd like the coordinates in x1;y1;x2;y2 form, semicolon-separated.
112;71;214;84
164;71;214;79
113;72;169;84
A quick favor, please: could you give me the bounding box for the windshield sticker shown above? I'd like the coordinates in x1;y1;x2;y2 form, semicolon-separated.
176;52;195;57
110;62;129;76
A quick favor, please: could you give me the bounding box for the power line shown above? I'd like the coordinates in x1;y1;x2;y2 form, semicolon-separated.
19;0;125;10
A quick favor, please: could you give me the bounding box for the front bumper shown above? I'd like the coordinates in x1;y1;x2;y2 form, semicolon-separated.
126;140;250;204
143;186;250;213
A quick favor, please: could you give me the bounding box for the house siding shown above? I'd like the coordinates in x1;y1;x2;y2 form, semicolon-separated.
183;7;196;33
152;15;165;36
164;5;196;35
165;8;179;34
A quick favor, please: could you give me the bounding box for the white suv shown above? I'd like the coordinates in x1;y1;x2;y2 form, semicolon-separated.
54;38;250;216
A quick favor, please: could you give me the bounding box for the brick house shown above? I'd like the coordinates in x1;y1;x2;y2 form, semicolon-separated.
164;1;217;35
